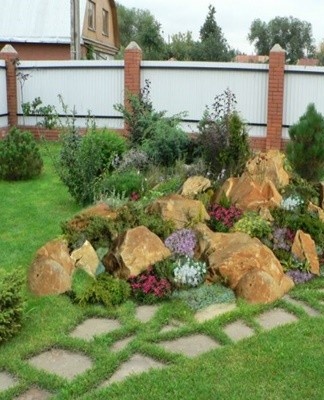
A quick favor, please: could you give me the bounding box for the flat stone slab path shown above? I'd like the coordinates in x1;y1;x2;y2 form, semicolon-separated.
1;288;323;397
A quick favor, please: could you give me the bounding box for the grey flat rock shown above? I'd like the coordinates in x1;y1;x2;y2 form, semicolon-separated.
256;308;298;330
194;303;237;323
14;387;52;400
283;295;321;317
70;318;121;341
135;305;159;323
101;353;165;386
223;320;255;342
110;335;136;352
0;371;18;392
159;334;220;357
28;349;92;380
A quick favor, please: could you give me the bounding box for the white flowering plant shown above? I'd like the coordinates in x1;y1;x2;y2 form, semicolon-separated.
173;256;207;288
281;195;304;211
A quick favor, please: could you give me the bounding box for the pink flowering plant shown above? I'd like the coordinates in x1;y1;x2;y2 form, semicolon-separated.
208;203;242;232
128;266;171;304
164;228;197;257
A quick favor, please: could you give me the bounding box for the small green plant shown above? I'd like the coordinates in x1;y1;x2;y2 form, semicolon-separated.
96;169;146;198
73;273;130;307
232;212;272;240
0;127;43;181
22;96;59;129
0;269;25;343
286;103;324;182
198;88;251;179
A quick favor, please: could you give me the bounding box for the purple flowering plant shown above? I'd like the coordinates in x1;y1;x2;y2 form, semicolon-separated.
272;227;295;251
164;228;197;257
286;270;315;284
208;203;242;232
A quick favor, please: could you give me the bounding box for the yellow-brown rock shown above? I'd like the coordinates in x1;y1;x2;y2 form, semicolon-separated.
245;150;290;188
28;239;75;295
71;240;100;277
216;175;282;211
235;269;294;304
291;230;320;275
180;176;212;197
149;194;210;229
103;226;171;279
308;202;324;223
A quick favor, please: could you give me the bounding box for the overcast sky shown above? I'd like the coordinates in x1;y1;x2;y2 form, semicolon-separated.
118;0;324;54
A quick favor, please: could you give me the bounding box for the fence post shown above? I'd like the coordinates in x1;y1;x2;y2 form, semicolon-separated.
266;44;286;150
0;44;19;129
123;41;142;131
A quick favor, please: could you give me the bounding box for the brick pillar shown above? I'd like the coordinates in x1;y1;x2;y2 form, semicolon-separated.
124;41;142;114
266;44;286;150
0;44;19;128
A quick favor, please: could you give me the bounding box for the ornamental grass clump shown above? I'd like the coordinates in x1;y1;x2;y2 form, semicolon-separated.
165;229;197;257
208;203;242;232
173;256;207;288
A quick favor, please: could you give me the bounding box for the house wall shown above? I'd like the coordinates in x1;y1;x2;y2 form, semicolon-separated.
0;60;8;133
0;43;75;61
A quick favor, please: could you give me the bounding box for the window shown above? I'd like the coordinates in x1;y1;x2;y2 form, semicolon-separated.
102;9;109;35
88;0;96;30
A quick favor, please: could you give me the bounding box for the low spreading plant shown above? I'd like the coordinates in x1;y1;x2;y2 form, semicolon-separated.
208;203;242;232
96;169;146;198
165;229;197;257
0;127;43;180
173;256;207;288
128;266;171;304
286;270;315;284
232;212;272;241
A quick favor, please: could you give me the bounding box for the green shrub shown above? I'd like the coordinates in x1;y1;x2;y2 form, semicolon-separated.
57;128;127;205
0;127;43;180
286;103;324;182
171;283;235;311
198;89;251;179
96;170;146;198
232;212;272;240
74;273;130;307
0;269;25;343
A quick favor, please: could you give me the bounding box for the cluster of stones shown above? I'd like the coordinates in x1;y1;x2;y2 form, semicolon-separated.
28;150;320;304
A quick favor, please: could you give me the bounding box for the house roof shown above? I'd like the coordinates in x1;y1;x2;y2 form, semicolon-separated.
0;0;87;44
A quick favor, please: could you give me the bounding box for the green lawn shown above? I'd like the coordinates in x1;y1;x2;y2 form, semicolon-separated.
0;143;324;400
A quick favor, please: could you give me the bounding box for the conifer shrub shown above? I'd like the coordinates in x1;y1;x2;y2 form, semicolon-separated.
286;103;324;182
0;127;43;180
0;269;25;343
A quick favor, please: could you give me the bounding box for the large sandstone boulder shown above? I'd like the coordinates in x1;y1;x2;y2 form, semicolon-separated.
28;239;75;296
216;175;282;211
291;230;320;275
195;223;294;303
70;240;100;277
149;194;210;229
180;176;211;197
103;226;171;279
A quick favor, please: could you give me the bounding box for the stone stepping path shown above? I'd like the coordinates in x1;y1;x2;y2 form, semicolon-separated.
101;354;165;387
27;349;93;380
2;291;323;397
70;318;121;341
283;295;321;317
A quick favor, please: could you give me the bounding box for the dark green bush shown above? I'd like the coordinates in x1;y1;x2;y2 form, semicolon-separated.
198;89;251;179
286;103;324;182
0;127;43;180
96;170;146;198
0;269;25;343
57;128;127;205
74;273;130;307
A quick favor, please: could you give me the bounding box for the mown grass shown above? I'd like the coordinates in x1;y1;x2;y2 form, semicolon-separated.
0;142;324;400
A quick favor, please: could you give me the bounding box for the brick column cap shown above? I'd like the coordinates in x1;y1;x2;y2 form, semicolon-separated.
0;44;18;58
125;41;142;51
270;43;286;53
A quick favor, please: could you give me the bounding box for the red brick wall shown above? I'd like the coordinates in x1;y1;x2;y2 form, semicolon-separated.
0;47;18;127
0;43;86;60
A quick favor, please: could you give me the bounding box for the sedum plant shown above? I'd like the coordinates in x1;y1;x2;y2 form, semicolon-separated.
232;212;272;240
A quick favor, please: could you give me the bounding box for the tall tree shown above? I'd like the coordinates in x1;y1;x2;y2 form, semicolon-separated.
248;16;316;64
167;31;196;60
194;5;233;62
116;3;166;60
316;40;324;66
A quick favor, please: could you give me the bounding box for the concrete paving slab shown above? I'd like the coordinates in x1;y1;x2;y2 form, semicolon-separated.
160;320;184;333
223;320;255;342
0;371;18;392
283;295;321;317
194;303;237;323
256;308;298;331
14;387;52;400
101;354;165;386
70;318;121;341
28;349;92;381
110;335;136;352
159;334;220;357
135;305;159;323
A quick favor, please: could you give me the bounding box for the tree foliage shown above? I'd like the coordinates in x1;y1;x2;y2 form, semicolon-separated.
248;16;316;64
